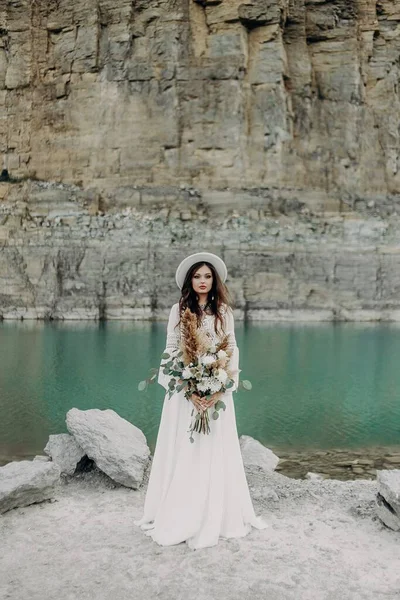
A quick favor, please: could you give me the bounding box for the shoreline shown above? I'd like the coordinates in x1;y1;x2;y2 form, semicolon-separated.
2;444;400;481
3;309;400;322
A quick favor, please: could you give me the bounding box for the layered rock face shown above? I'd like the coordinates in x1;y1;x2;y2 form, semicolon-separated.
1;179;400;320
1;1;400;319
1;0;400;201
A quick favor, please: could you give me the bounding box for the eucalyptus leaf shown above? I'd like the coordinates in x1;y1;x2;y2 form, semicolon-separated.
212;411;219;420
225;380;234;389
242;379;252;390
161;352;171;359
138;380;147;391
215;400;226;411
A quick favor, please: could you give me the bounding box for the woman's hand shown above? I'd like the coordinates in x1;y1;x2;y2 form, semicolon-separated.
201;392;220;409
191;392;220;412
190;392;205;412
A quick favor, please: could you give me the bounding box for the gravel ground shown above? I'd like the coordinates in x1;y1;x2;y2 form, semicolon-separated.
0;466;399;600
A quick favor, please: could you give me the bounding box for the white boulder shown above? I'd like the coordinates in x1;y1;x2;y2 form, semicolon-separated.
0;460;61;514
44;433;86;475
376;469;400;531
66;408;150;489
239;435;280;472
306;472;329;481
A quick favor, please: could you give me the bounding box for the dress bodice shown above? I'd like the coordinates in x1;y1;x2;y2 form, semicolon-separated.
160;302;240;392
165;304;235;353
198;313;222;343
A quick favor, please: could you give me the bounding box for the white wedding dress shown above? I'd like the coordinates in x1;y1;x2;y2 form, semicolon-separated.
134;303;267;550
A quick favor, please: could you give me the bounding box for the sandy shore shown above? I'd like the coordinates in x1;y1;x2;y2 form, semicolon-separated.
1;465;399;600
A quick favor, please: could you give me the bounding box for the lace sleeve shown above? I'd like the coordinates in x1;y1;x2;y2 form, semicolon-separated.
224;306;240;392
165;303;180;352
158;303;180;390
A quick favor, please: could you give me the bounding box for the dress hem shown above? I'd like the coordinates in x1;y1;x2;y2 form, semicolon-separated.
134;514;268;550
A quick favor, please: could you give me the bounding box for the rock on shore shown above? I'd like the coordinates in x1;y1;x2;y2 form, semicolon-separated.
376;470;400;532
66;408;150;489
0;460;61;514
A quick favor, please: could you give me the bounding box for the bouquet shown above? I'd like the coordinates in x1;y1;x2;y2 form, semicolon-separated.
139;307;252;443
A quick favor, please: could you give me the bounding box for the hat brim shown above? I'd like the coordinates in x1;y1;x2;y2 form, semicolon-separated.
175;252;228;290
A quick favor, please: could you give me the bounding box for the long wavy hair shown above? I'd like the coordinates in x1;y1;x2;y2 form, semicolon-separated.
176;261;233;335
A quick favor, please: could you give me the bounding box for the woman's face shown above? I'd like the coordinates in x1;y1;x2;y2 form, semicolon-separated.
192;264;213;296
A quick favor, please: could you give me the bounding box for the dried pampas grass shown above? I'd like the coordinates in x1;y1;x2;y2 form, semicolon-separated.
216;335;230;353
196;328;211;356
180;307;199;365
180;307;233;368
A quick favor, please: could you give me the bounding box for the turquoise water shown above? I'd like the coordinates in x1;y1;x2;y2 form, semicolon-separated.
1;320;400;463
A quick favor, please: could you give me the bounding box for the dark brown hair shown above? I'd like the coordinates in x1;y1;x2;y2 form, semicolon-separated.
177;261;233;335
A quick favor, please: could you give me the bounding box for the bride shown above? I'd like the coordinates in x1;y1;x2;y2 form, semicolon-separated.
134;251;267;549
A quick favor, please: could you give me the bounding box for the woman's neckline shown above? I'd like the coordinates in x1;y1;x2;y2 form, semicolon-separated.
177;302;227;315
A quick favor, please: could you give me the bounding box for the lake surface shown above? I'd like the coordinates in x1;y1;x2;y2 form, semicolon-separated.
1;319;400;465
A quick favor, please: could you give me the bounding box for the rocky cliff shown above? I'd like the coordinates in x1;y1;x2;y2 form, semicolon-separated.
2;0;400;200
1;1;400;319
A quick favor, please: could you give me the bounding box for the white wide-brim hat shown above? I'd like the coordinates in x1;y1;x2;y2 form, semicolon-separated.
175;252;228;290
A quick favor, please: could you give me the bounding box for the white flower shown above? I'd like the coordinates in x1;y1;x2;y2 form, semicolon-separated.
209;378;223;393
196;376;223;395
215;369;228;384
217;349;227;359
197;381;210;393
201;354;216;366
182;367;193;379
208;344;217;354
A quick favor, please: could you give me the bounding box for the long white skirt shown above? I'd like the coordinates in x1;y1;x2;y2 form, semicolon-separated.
134;389;268;550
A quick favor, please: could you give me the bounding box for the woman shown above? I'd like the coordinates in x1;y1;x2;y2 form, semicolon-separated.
135;252;267;549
